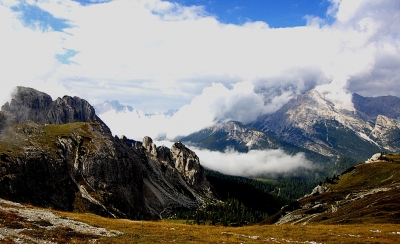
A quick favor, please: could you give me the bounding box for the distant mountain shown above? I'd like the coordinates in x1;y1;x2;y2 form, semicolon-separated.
178;121;280;152
252;90;400;161
94;100;133;114
267;153;400;225
352;93;400;120
0;87;212;220
178;120;333;165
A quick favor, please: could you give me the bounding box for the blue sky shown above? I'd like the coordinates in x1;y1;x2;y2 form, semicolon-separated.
1;0;400;141
11;0;332;32
9;0;333;65
170;0;332;27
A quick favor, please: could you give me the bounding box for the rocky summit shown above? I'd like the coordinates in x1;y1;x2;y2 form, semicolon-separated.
0;87;212;220
254;89;400;160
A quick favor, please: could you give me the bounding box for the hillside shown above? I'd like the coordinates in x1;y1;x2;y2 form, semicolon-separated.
0;87;212;220
267;153;400;225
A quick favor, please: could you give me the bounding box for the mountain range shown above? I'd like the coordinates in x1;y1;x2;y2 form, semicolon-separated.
254;89;400;160
180;89;400;165
1;86;399;226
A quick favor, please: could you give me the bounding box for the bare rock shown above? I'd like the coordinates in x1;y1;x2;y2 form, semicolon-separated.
171;141;206;188
142;136;157;156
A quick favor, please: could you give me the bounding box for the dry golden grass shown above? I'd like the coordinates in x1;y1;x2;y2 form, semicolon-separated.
55;211;400;243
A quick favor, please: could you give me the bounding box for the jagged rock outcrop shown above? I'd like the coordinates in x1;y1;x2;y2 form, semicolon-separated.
0;87;212;220
370;115;400;151
142;136;157;156
1;86;101;126
171;141;206;188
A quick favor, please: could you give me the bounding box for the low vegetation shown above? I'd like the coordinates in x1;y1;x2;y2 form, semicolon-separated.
1;198;400;243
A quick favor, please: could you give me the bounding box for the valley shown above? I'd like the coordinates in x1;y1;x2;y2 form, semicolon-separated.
0;87;400;243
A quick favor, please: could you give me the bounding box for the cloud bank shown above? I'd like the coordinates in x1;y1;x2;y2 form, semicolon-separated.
1;0;400;111
187;145;314;177
150;140;314;177
99;81;266;140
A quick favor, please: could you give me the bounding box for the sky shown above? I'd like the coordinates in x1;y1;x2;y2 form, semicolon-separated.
1;0;400;176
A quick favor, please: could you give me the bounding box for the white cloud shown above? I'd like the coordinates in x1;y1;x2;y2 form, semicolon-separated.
98;81;266;140
0;2;69;104
1;0;399;130
192;147;314;177
141;138;315;177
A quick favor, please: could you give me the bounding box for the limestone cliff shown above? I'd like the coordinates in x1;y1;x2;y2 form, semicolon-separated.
1;86;100;125
0;87;212;219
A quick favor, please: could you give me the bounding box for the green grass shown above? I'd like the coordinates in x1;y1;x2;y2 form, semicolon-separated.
0;121;106;159
2;198;400;244
253;178;279;185
57;211;400;243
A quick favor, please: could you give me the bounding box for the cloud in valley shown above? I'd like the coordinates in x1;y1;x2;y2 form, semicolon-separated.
1;0;400;112
149;139;314;177
189;147;314;177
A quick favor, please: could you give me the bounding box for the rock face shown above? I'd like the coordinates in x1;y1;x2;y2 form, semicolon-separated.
254;89;400;160
178;120;334;175
1;86;100;125
179;121;281;153
0;87;212;219
171;141;206;187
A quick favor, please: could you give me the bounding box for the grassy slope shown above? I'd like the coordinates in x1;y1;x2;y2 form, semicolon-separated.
2;201;399;244
267;154;400;226
1;195;399;244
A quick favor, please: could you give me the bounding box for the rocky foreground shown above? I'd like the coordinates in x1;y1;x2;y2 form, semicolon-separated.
0;198;122;243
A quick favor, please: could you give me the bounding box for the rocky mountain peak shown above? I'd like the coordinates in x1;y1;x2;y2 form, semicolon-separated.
255;89;400;159
1;86;99;126
0;87;212;220
94;100;133;115
171;141;205;187
142;136;157;156
1;86;53;124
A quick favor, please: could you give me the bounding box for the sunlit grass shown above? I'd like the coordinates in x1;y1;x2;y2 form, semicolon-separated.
253;177;279;185
55;210;400;243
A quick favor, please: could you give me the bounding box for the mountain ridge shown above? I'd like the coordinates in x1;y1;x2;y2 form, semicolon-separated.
253;89;400;160
0;87;212;220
